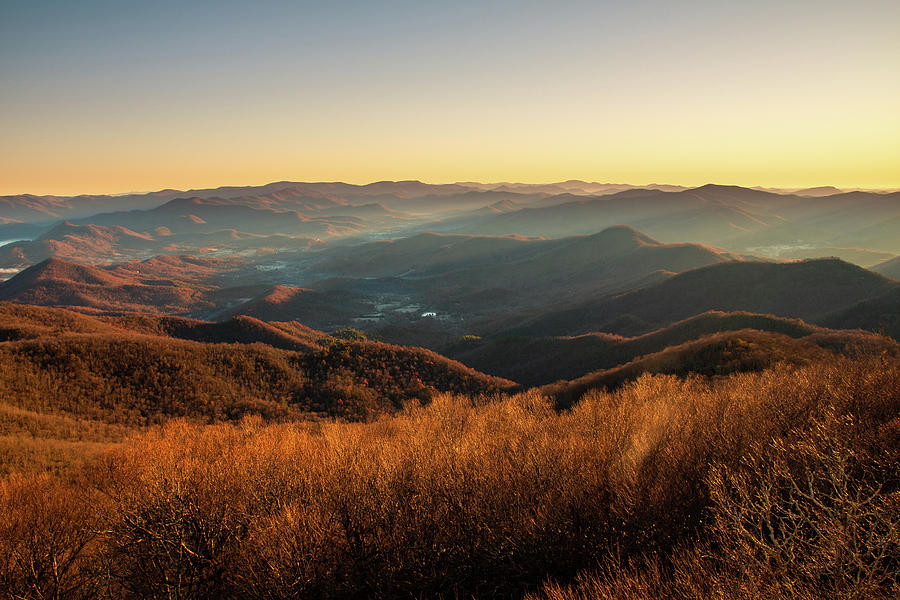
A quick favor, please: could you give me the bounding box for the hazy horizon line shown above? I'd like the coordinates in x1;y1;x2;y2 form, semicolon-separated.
4;179;899;198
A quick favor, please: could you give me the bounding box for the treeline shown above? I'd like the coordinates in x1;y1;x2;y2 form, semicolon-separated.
0;333;512;425
542;327;896;408
1;356;898;599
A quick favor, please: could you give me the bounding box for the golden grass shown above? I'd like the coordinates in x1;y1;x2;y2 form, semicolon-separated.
1;356;898;598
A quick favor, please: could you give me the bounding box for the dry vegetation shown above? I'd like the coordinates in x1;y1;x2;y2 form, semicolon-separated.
542;327;897;408
1;355;898;599
0;302;513;426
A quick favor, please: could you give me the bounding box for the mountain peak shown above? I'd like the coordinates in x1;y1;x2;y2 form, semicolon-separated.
259;285;308;305
0;257;122;294
692;184;753;193
589;225;660;247
794;186;843;197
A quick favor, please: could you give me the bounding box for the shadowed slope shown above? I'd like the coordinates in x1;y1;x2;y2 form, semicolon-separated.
508;258;897;337
311;226;739;317
871;255;900;279
821;286;900;340
446;311;835;385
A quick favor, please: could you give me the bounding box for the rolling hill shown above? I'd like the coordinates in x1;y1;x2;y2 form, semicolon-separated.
445;311;838;385
0;222;166;267
506;258;898;337
871;255;900;280
0;302;326;351
0;220;323;269
539;328;897;408
0;255;287;317
0;257;210;314
224;285;373;330
821;286;900;340
427;184;900;260
77;197;365;238
0;303;514;425
309;226;741;317
0;190;179;222
106;254;247;282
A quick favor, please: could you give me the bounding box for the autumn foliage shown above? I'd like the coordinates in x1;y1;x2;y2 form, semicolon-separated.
1;354;898;599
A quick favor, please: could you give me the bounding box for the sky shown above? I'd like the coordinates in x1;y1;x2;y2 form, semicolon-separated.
1;0;899;196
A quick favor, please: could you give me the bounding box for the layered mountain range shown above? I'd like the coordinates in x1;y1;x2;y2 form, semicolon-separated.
3;181;899;268
1;179;899;428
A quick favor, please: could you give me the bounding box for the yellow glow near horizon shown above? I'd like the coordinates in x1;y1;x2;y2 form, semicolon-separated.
3;132;896;197
4;65;898;196
1;2;898;197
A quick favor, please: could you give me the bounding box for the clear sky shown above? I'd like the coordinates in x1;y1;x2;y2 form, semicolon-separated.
1;0;898;195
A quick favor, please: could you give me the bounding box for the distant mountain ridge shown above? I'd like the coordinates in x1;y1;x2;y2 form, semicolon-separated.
6;180;878;224
427;185;900;258
308;226;739;314
871;255;900;279
4;182;899;274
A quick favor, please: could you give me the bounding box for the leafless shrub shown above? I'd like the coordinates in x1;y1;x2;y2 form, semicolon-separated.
707;412;900;599
2;356;898;598
0;474;100;600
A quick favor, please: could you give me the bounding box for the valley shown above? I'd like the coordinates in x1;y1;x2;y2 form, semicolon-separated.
3;181;899;356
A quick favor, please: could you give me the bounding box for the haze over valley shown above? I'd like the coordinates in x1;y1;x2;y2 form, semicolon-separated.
3;180;899;348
